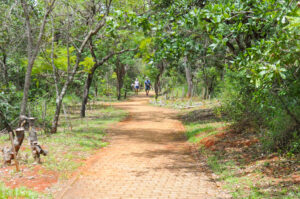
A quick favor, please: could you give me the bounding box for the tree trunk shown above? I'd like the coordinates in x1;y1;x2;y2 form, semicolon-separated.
51;96;63;134
81;69;96;118
154;62;165;100
117;84;122;100
115;60;125;101
207;76;216;99
20;59;34;116
154;75;160;100
0;51;8;86
184;56;193;98
124;89;127;99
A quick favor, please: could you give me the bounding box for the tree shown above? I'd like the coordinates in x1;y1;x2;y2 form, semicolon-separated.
20;0;56;117
80;43;134;117
50;0;112;133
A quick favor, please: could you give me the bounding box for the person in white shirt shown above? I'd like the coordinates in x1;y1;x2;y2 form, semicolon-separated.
134;78;139;95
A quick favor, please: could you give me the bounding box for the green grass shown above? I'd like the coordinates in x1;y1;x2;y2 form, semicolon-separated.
185;121;226;143
149;96;219;109
0;135;8;145
0;183;44;199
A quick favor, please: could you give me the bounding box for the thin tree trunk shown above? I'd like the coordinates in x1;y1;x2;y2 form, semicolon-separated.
81;70;96;117
115;58;125;101
184;56;193;98
154;62;165;100
154;75;160;100
51;96;63;134
124;89;127;99
0;52;8;86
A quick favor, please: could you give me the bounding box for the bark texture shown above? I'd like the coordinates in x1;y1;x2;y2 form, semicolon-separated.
0;50;8;86
81;67;97;117
115;57;126;101
154;62;165;100
184;56;193;98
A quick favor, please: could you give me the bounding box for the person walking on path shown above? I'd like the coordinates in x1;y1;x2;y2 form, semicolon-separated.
134;78;140;95
144;77;151;96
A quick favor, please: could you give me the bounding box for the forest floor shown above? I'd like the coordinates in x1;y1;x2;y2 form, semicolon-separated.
56;93;230;199
151;96;300;198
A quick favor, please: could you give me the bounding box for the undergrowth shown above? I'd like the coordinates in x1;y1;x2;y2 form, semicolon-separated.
180;100;300;199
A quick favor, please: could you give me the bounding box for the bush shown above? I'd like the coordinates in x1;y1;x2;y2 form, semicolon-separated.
0;84;22;129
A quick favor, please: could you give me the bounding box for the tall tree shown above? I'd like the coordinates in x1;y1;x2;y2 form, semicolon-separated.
20;0;56;117
50;0;112;133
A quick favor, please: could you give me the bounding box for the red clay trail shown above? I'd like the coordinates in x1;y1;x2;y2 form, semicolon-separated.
57;94;229;199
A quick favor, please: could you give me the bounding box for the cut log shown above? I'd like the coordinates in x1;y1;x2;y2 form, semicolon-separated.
2;128;24;165
27;117;47;163
29;131;48;163
14;128;25;152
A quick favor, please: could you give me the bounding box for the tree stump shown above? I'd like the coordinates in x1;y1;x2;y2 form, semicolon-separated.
28;117;47;163
29;130;47;163
2;127;25;165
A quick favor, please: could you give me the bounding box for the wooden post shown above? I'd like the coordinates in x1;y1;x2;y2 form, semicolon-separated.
9;131;19;172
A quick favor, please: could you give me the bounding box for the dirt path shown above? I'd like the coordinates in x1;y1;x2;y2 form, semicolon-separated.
58;95;229;199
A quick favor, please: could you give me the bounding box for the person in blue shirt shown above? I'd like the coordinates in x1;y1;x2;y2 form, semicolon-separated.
144;77;151;96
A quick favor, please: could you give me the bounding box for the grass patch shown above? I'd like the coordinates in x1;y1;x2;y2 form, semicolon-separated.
185;121;227;143
149;96;219;110
0;183;44;199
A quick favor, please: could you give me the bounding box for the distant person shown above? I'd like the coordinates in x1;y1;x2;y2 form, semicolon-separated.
144;77;151;96
134;78;139;95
